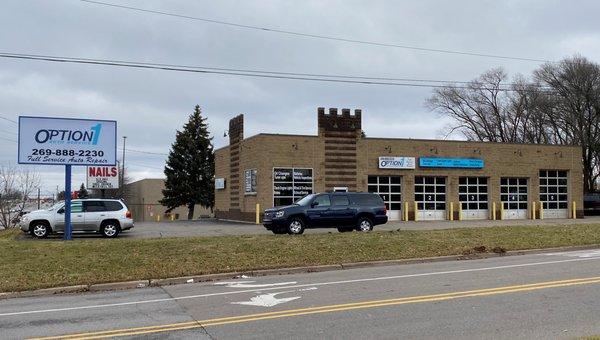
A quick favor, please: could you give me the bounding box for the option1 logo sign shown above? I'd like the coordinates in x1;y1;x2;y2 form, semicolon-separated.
378;157;416;169
87;166;119;189
18;116;117;166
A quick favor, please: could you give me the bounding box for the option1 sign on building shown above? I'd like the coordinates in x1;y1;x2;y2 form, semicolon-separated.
18;116;117;165
378;157;416;169
87;166;119;189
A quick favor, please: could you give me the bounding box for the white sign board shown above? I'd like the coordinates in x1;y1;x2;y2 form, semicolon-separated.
18;116;117;166
378;156;416;169
87;166;119;189
215;178;225;190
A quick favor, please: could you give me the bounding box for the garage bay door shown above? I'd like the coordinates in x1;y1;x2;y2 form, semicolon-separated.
459;177;488;220
415;176;446;220
368;176;402;220
501;178;528;219
540;170;568;218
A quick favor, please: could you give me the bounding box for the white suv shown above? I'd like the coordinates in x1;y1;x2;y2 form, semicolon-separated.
19;199;134;238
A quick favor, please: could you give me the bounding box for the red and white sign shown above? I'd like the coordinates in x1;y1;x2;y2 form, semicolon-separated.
87;166;119;189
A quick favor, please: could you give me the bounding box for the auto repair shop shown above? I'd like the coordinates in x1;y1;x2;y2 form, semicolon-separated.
214;108;583;222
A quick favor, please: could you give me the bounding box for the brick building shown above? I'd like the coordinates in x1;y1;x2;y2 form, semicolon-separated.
214;108;583;222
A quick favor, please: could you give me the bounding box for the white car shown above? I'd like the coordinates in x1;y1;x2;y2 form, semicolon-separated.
19;199;134;238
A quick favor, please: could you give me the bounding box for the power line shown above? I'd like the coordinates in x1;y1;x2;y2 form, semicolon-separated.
119;148;168;156
0;136;17;143
0;53;553;92
80;0;550;63
0;115;18;124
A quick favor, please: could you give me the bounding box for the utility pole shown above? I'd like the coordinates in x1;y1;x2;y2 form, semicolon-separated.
121;136;127;197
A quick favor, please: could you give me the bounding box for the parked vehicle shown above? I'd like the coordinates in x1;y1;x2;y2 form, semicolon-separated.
18;199;134;238
263;192;388;235
584;193;600;216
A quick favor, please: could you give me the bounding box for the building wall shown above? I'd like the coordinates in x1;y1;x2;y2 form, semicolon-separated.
214;108;584;222
125;178;213;222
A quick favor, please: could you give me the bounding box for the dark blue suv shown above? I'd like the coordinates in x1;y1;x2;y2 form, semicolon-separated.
263;192;388;235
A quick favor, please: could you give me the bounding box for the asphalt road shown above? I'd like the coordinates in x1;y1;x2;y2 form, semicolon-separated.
18;216;600;240
3;249;600;339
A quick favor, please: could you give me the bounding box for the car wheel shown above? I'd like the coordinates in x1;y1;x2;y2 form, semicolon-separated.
30;222;50;238
356;217;373;232
287;217;305;235
101;222;120;238
337;227;353;233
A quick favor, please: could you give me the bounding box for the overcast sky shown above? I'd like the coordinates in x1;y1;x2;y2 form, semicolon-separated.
1;0;599;196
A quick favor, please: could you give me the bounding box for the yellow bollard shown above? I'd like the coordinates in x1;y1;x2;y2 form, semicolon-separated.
539;202;544;220
492;202;496;220
449;202;454;221
458;203;462;221
500;203;504;220
157;214;161;222
572;201;577;219
170;214;174;221
532;201;536;220
256;203;260;224
414;201;418;222
404;202;409;221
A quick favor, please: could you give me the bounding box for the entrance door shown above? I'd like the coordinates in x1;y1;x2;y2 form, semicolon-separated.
501;178;528;219
415;176;446;220
540;170;569;218
368;176;402;220
459;177;489;220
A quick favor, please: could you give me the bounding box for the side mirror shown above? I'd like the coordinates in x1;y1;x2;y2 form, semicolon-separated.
57;208;64;214
311;201;319;208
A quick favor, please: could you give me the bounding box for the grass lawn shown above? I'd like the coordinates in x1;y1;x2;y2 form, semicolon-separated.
2;224;600;293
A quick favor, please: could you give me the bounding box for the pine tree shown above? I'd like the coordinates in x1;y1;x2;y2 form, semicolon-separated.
78;183;89;199
161;105;215;219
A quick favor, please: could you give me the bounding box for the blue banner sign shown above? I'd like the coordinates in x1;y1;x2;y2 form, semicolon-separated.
419;157;484;169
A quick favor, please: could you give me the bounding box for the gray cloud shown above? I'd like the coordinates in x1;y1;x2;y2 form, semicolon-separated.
1;0;599;194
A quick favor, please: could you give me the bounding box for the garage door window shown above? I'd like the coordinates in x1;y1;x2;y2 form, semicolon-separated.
459;177;488;210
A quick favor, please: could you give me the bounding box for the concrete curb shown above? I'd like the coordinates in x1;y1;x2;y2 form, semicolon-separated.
2;244;600;300
88;280;150;292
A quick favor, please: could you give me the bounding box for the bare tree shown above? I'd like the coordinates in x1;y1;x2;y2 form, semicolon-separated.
0;166;41;229
427;56;600;193
534;56;600;193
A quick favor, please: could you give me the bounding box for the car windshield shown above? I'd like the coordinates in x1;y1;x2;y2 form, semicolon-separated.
294;194;316;206
48;202;64;211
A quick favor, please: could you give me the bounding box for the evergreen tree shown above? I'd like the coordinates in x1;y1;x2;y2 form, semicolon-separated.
78;183;89;199
161;105;215;219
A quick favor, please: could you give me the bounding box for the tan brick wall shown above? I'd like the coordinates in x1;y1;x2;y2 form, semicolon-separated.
126;179;213;222
215;108;584;222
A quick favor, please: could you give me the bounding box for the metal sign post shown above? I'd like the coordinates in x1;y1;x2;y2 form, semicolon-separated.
64;165;72;240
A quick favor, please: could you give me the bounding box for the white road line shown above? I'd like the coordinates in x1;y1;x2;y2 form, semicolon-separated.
0;256;598;317
213;281;297;288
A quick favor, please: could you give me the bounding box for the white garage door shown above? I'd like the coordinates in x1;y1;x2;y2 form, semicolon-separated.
368;176;402;220
415;176;446;220
459;177;489;220
540;170;569;218
501;178;528;219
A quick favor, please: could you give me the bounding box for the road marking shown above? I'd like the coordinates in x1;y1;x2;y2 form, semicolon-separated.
544;250;600;258
232;291;301;307
231;287;317;307
30;275;600;340
213;281;297;288
2;256;598;318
